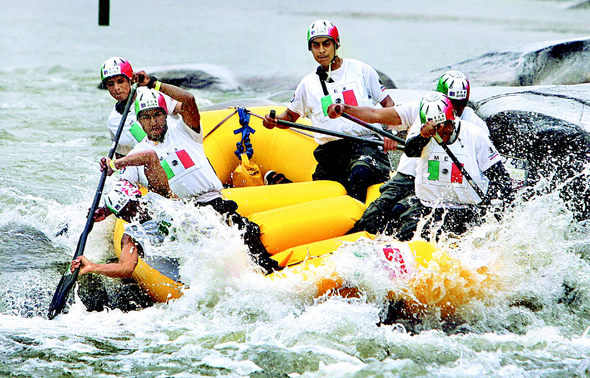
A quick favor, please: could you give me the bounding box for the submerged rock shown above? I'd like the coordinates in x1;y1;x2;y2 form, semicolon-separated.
376;68;396;89
146;64;240;90
77;273;153;313
0;223;69;318
563;0;590;9
151;69;221;89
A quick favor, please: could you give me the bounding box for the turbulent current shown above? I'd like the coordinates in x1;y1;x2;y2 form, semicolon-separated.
1;0;589;376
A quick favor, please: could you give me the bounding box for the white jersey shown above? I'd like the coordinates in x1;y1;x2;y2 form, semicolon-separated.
121;118;223;203
409;120;502;209
459;107;489;135
396;104;488;177
107;94;178;156
288;58;388;144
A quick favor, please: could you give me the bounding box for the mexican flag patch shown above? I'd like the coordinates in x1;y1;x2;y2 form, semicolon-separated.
161;150;196;179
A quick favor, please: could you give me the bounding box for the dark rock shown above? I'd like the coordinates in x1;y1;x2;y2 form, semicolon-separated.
375;68;396;89
150;69;220;89
426;37;590;87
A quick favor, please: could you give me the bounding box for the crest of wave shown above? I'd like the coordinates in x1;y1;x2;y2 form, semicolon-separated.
453;182;590;334
153;202;300;323
320;235;496;322
313;175;588;329
265;189;584;324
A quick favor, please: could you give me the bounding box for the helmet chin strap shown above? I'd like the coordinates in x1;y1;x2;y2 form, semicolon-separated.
326;52;338;82
448;120;461;146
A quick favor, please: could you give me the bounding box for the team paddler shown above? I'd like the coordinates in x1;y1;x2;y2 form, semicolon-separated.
261;19;394;202
397;92;513;240
332;92;513;239
100;57;180;158
101;73;280;273
71;180;176;278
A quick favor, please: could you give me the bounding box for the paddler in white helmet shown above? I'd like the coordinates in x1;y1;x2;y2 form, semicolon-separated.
394;92;513;240
103;74;231;210
99;75;280;273
261;19;395;202
100;57;180;157
70;180;171;278
72;176;280;278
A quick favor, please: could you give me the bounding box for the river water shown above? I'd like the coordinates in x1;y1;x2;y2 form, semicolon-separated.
1;0;590;376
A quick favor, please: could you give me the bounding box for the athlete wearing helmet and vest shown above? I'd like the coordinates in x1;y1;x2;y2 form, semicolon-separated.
392;92;513;240
71;180;176;278
113;79;224;204
100;57;180;157
101;76;280;273
262;19;394;202
327;70;489;234
72;176;280;279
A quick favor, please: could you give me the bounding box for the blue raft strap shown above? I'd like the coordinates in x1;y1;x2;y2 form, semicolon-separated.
234;107;256;159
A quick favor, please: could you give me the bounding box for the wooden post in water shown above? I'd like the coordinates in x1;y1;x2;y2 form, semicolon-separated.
98;0;110;26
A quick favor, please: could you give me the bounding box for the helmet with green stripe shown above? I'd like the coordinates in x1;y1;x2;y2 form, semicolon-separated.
104;180;142;216
134;88;168;116
307;19;340;50
436;70;470;101
100;57;133;83
419;92;455;126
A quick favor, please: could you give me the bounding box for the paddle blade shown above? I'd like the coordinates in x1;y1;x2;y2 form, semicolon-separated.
48;269;79;319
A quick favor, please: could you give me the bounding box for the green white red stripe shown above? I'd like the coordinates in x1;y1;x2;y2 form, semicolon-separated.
321;90;359;116
428;160;464;183
161;150;195;179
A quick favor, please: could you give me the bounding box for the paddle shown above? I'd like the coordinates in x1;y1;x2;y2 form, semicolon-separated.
48;83;138;319
332;105;407;145
261;110;402;150
432;133;486;200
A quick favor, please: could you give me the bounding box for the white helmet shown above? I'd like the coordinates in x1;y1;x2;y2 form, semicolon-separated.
100;57;133;82
419;92;455;126
104;180;142;215
307;19;340;50
134;87;168;115
436;70;470;101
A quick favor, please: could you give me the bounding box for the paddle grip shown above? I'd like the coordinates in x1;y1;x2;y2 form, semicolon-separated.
270;110;276;119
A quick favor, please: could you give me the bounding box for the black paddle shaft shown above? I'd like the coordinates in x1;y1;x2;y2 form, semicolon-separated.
337;109;407;145
267;110;401;150
48;83;138;319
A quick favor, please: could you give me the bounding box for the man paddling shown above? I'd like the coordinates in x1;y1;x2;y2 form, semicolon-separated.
394;92;513;240
261;19;394;201
329;70;490;235
101;75;279;273
100;57;180;157
71;180;172;278
72;177;279;279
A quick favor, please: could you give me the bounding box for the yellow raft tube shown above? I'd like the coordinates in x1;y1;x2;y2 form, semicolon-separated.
112;105;494;314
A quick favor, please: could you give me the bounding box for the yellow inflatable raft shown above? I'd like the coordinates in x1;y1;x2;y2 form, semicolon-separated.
111;105;494;315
